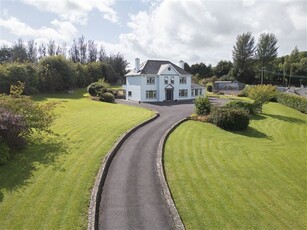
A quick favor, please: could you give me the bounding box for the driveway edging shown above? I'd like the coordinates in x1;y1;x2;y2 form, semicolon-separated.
88;112;159;230
157;118;189;230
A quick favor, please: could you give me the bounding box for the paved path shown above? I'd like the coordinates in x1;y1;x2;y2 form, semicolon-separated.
98;100;194;229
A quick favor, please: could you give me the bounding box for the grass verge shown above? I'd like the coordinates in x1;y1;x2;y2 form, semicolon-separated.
0;89;153;229
165;102;306;229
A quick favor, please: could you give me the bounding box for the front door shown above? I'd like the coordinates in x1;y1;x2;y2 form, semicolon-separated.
165;89;173;101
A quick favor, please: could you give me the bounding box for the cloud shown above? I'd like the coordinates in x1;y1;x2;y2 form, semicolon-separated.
0;16;77;41
22;0;118;24
116;0;307;66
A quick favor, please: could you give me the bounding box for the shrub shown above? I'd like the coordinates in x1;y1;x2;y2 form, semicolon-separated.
237;86;250;97
277;93;307;113
87;82;107;96
0;138;10;165
99;92;115;103
224;100;255;114
247;84;277;113
209;107;250;131
195;96;211;115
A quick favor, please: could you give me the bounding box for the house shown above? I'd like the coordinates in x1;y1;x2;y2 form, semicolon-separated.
124;58;205;102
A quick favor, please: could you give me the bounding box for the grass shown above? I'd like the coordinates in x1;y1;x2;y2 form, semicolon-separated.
0;89;153;229
165;102;306;229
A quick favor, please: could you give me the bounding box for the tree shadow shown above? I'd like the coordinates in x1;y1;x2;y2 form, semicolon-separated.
32;89;88;102
262;113;306;124
233;126;273;139
0;133;68;201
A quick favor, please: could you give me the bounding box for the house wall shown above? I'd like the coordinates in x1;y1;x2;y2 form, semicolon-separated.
126;76;141;101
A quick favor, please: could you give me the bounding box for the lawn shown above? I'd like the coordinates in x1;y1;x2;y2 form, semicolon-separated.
165;102;306;229
0;89;153;229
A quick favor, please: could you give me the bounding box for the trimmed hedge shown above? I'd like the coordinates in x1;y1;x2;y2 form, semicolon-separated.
209;107;250;131
87;82;107;96
277;93;307;113
224;100;256;114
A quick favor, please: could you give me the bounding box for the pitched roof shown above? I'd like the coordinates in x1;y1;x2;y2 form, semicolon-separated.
139;60;191;75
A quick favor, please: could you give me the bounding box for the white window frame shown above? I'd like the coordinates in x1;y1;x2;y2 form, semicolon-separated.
179;89;188;97
164;76;169;84
146;90;157;99
147;76;155;85
179;77;187;84
170;76;174;84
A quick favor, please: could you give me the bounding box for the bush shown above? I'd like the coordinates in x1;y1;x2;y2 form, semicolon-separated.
224;100;255;114
277;93;307;113
237;86;250;97
206;84;213;92
247;84;277;113
195;96;211;115
87;82;107;96
99;92;115;103
209;107;250;131
0;138;10;165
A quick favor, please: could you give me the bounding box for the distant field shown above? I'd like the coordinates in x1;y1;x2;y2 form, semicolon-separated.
0;89;153;229
165;102;306;229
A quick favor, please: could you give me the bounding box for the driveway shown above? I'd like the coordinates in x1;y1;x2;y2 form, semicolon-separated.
98;100;193;229
98;98;228;229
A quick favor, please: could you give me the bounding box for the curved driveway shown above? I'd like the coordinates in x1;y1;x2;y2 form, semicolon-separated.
98;100;194;229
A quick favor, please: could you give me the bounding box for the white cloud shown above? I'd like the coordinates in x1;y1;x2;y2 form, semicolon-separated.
22;0;118;24
114;0;307;66
0;16;77;41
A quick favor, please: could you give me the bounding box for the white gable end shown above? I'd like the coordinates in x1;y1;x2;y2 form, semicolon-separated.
157;64;180;75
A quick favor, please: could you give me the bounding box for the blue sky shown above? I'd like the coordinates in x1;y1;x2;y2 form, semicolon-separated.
0;0;306;69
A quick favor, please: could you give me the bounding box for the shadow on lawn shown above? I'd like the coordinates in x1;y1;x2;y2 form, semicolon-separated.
263;113;306;124
234;126;272;139
0;133;68;202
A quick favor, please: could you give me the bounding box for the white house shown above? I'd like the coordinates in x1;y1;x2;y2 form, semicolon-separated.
125;58;205;102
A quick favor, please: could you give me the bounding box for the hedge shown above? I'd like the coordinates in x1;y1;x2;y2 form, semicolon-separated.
277;93;307;113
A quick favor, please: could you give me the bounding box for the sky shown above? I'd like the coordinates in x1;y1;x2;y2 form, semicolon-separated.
0;0;306;69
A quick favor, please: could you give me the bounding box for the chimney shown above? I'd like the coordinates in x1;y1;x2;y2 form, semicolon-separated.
179;60;185;69
135;58;140;72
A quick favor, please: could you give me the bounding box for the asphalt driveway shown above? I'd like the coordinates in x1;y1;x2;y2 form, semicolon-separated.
98;98;228;229
98;100;194;229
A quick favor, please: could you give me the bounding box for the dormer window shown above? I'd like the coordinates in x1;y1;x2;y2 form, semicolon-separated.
164;76;169;84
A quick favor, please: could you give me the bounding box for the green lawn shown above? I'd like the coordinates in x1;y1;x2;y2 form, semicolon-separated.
165;102;306;229
0;89;153;229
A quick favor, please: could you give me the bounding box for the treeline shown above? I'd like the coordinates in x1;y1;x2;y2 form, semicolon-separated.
185;32;307;86
0;36;128;94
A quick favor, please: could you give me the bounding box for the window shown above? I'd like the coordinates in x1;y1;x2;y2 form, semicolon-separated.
179;77;187;84
170;76;174;84
179;89;188;97
147;77;155;85
146;90;156;99
128;91;132;96
191;89;195;97
164;76;169;84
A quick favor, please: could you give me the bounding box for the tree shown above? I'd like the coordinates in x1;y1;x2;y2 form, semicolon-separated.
70;39;80;63
78;35;87;64
184;62;191;73
0;46;12;63
98;45;107;62
87;40;97;63
27;40;37;63
255;33;278;72
190;62;213;78
232;32;256;83
47;40;56;56
38;43;47;60
214;60;233;77
11;38;28;62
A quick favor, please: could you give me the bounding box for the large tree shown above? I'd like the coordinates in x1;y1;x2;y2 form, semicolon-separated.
214;60;233;77
232;32;256;83
256;33;278;68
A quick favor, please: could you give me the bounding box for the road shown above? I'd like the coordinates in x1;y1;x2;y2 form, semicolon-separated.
98;100;194;230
